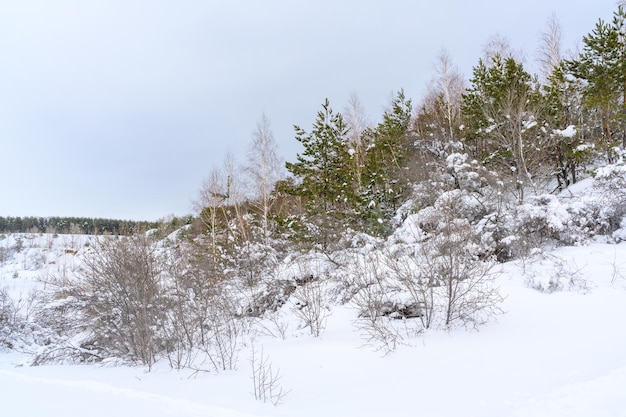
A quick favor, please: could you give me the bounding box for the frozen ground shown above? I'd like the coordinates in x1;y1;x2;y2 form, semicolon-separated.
1;234;626;417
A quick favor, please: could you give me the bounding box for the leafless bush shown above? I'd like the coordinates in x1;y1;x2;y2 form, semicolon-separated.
162;242;247;372
253;311;290;340
416;217;504;329
160;244;198;370
28;230;250;371
250;343;290;405
525;254;588;293
350;199;504;344
48;234;167;368
290;279;329;337
594;164;626;233
0;287;19;349
349;254;403;354
0;246;13;265
609;251;626;286
201;294;247;372
383;251;436;331
11;287;44;326
0;286;46;351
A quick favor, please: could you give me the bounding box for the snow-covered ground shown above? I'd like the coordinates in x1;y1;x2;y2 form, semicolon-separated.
1;230;625;416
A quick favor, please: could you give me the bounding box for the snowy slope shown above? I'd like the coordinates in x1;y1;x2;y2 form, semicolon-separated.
1;231;625;416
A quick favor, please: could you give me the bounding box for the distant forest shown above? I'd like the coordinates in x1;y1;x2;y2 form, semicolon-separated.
0;216;191;235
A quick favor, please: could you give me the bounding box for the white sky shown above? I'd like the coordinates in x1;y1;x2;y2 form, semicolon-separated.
0;0;619;221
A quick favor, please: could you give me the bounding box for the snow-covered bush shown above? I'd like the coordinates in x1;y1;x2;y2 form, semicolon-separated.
613;217;626;242
161;242;248;372
444;153;500;192
31;233;251;371
411;153;502;212
501;194;570;258
243;279;296;318
0;286;45;352
290;279;330;337
592;163;626;233
0;287;19;350
0;246;14;266
36;235;168;368
522;254;589;293
413;214;503;329
349;198;505;352
479;187;616;261
349;252;405;354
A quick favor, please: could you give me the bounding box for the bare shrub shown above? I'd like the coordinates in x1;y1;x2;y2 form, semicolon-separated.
350;194;505;347
383;251;436;331
162;242;247;373
594;164;626;230
609;251;626;286
45;234;167;368
0;245;14;265
253;311;290;341
201;294;246;372
250;343;290;405
524;254;588;293
0;286;46;351
350;253;403;354
0;287;19;350
290;279;329;337
418;226;503;329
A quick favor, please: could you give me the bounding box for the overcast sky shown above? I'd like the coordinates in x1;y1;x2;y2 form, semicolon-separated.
0;1;619;221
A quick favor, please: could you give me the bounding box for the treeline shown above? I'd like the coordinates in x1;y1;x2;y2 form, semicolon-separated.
0;216;162;235
194;6;626;253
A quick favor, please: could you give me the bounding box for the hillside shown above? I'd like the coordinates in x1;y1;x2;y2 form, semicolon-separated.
1;169;626;416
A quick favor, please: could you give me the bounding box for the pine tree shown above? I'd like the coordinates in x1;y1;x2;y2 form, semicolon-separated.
566;6;626;158
542;63;589;189
360;90;413;234
285;99;354;249
462;56;547;202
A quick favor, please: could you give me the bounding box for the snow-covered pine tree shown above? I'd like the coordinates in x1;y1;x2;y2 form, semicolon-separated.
285;99;355;250
360;90;413;235
566;6;626;158
461;55;548;203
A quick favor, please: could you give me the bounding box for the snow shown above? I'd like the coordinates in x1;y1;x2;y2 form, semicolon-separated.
523;119;538;130
554;125;577;138
2;233;626;416
0;362;268;417
614;218;626;241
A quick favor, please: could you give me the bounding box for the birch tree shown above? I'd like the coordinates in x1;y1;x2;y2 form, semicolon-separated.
246;114;284;240
416;50;465;146
344;93;370;194
432;50;465;141
536;13;563;83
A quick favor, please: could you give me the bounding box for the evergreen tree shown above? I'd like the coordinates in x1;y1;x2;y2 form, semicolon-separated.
566;6;626;158
360;90;413;234
462;55;548;203
542;63;590;189
285;99;354;249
